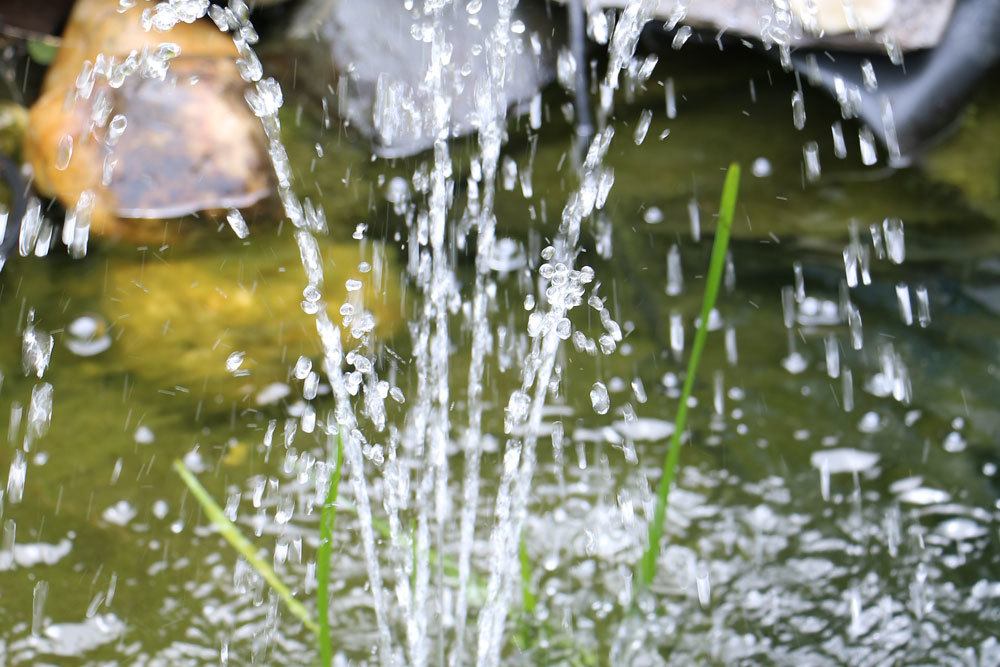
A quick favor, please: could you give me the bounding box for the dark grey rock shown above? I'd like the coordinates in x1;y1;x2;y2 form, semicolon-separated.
292;0;557;157
588;0;955;51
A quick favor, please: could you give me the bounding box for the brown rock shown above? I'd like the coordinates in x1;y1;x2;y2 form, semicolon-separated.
23;0;270;240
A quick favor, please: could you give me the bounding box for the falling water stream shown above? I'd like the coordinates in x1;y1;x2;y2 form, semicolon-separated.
1;0;999;665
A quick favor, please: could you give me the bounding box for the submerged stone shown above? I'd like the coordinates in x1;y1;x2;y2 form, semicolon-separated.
101;239;402;403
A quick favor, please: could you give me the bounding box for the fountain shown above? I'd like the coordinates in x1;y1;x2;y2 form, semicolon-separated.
0;0;998;665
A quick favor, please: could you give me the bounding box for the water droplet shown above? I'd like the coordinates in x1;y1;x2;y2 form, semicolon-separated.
791;90;806;129
883;218;905;264
803;141;821;182
56;135;73;170
666;244;683;296
32;580;48;636
633;109;652;145
226;209;249;239
859;126;878;165
665;77;676;119
895;283;913;325
590;382;610;415
226;351;246;374
831;121;847;158
915;285;931;327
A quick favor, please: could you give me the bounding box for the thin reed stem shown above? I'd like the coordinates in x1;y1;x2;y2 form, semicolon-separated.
317;430;344;666
638;163;741;589
174;460;320;634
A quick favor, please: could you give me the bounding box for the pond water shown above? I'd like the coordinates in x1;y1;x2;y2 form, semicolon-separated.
1;19;999;667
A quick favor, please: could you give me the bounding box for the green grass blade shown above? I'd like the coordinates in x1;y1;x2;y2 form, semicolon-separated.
26;39;58;65
173;460;320;635
519;535;536;615
317;431;344;666
638;163;741;589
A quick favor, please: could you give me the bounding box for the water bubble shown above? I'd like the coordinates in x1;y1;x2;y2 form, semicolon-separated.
943;431;967;453
643;207;663;224
65;314;112;357
810;448;879;475
102;501;137;526
613;417;672;441
751;157;772;177
857;411;882;434
936;518;988;542
781;348;808;375
134;426;155;445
